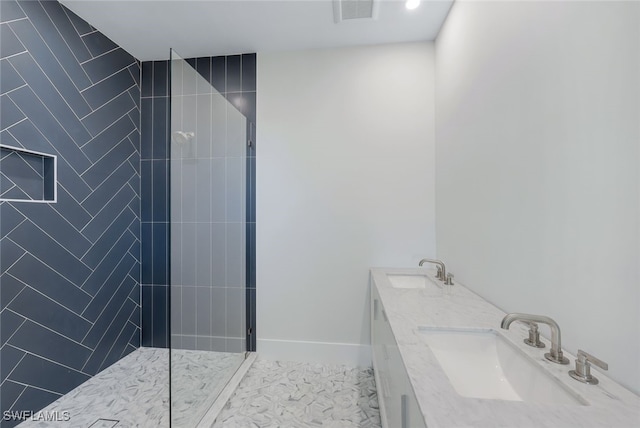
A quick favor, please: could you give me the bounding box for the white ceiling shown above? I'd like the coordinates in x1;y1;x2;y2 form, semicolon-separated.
60;0;453;61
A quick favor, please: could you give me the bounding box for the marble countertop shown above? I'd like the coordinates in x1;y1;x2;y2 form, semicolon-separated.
371;267;640;428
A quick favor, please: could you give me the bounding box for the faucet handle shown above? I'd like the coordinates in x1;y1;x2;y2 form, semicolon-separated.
444;273;454;285
569;349;608;385
523;322;545;348
436;266;443;280
578;350;608;371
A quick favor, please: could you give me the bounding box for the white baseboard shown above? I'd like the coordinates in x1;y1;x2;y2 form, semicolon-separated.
256;338;372;367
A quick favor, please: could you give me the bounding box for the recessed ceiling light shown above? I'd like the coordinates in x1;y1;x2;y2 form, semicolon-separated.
406;0;420;10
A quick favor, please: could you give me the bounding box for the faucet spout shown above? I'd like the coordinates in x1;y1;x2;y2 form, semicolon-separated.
501;313;569;365
418;258;446;281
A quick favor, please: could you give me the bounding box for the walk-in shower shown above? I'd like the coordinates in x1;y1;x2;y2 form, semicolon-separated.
169;48;249;426
0;50;250;428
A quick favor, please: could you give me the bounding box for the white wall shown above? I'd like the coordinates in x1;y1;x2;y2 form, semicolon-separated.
435;1;640;393
257;43;436;365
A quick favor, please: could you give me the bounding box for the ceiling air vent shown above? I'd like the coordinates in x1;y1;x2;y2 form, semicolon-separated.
333;0;379;23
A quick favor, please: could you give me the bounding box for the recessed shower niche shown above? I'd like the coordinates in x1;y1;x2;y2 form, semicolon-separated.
0;145;57;203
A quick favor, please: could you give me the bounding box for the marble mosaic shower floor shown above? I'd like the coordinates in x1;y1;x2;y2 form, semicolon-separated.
16;350;381;428
17;348;242;428
212;359;382;428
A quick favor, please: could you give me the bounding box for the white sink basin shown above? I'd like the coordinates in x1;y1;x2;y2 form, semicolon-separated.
387;274;439;289
419;327;586;405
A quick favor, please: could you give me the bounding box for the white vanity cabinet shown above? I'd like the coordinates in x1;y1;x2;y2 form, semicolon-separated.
371;285;427;428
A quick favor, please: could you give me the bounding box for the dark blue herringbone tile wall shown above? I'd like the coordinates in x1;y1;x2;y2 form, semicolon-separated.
0;1;141;425
140;55;256;352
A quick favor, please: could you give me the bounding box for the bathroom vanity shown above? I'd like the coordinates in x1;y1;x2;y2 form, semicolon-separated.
370;268;640;428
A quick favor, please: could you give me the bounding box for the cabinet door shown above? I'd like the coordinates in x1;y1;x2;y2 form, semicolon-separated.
371;287;392;427
372;286;401;427
371;285;427;428
381;307;403;427
407;389;427;428
387;339;427;428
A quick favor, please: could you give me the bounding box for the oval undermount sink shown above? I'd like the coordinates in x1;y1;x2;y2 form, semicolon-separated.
419;327;587;406
387;274;439;289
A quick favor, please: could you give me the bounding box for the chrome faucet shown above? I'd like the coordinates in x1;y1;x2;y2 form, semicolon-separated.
418;258;446;281
501;313;569;365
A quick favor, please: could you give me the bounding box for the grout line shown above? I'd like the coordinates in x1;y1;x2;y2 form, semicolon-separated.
126;198;140;222
79;29;99;37
127;63;139;86
79;132;134;179
80;180;136;240
121;325;139;358
1;184;18;198
12;48;94;134
78;201;135;262
1;378;63;408
79;107;136;149
7;343;93;378
122;342;137;359
79;63;136;94
82;251;137;328
0;214;27;237
50;182;95;221
80;128;135;180
1;315;28;349
1;247;28;275
0;50;28;61
127;135;140;159
4;307;94;351
11;213;94;270
0;16;29;25
5;83;93;176
6;271;96;325
1;116;28;134
0;354;28;409
82;276;135;370
1;82;29;96
60;6;90;39
10;7;92;94
6;237;94;300
78;86;134;122
39;1;91;69
126;86;139;109
127;158;140;178
78;45;119;66
74;25;94;55
13;189;87;237
92;302;138;373
4;111;94;191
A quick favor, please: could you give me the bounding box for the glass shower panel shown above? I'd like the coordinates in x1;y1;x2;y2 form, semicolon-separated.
169;49;247;427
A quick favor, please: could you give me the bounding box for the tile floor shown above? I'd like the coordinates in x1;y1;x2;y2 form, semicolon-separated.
17;348;242;428
15;349;381;428
212;359;381;428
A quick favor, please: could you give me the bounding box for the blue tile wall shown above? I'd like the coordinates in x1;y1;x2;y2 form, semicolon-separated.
0;1;140;425
0;148;47;201
139;60;170;348
140;54;257;351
